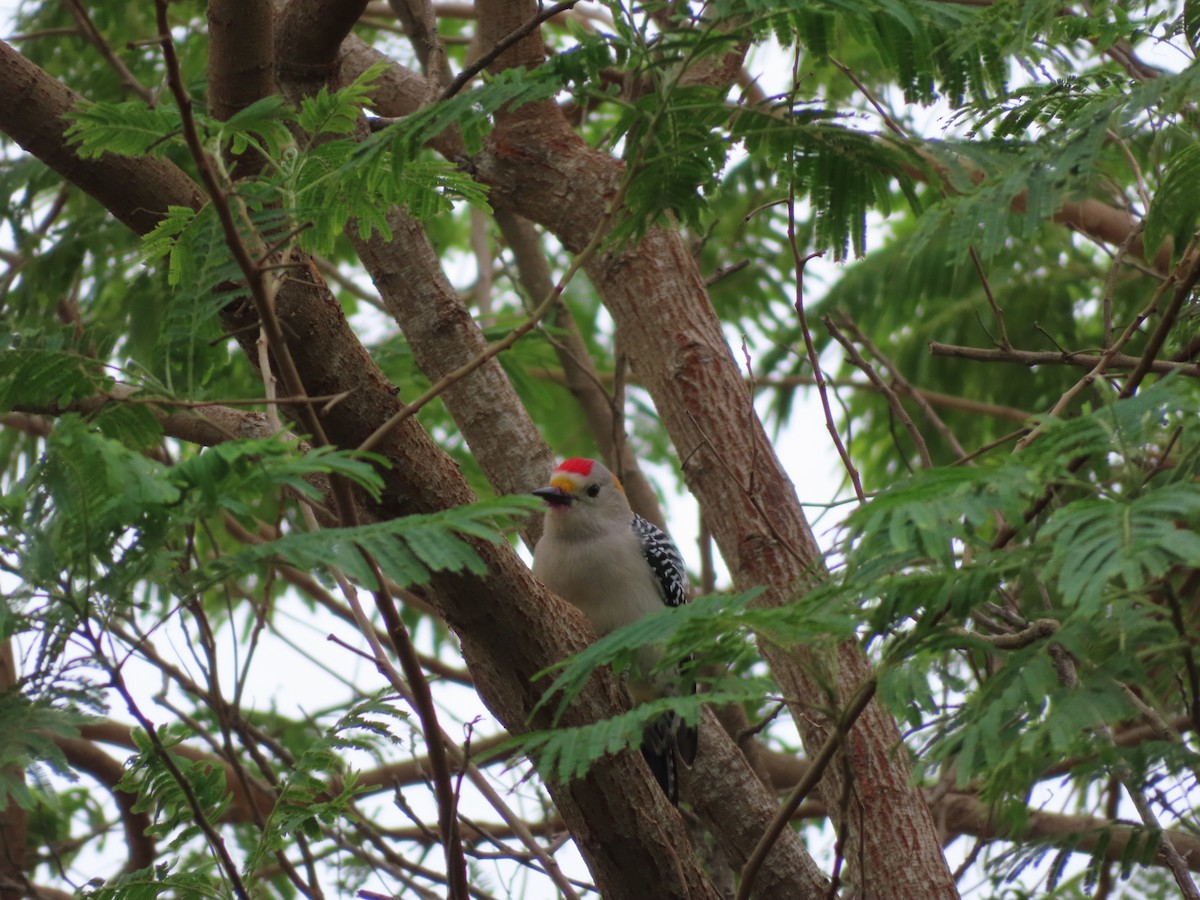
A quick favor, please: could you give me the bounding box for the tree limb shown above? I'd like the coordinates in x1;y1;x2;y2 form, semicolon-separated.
929;341;1200;377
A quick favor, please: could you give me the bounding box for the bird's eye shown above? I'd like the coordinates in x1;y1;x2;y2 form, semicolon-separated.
586;483;601;498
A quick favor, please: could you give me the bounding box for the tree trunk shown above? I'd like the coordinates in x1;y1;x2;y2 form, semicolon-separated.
469;3;959;894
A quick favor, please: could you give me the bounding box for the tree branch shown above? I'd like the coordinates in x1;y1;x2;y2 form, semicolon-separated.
439;1;580;101
62;0;154;104
494;207;669;529
363;556;469;899
0;39;205;233
826;316;932;469
929;341;1200;377
350;205;554;535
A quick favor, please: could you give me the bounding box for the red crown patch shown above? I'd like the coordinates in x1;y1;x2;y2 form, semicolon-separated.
556;458;594;476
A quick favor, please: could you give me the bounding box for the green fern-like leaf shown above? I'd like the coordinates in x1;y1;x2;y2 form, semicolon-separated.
617;84;733;237
220;496;539;591
65;101;183;159
733;108;923;259
245;691;404;873
516;689;756;785
90;402;164;450
80;864;223;899
1042;488;1200;610
117;726;231;851
140;205;198;271
0;349;108;412
169;439;386;516
1144;141;1200;268
533;588;764;722
342;65;565;188
0;693;83;810
217;94;295;160
297;63;386;138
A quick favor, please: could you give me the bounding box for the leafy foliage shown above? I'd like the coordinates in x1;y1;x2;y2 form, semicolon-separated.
0;694;83;810
771;378;1200;824
243;691;408;874
65;102;184;160
219;495;539;591
118;725;232;851
0;348;111;412
532;588;767;722
509;589;769;783
1145;140;1200;266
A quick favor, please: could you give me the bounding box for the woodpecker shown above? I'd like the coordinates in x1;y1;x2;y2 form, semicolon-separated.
531;457;697;804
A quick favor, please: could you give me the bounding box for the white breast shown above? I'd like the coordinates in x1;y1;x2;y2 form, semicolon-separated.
532;508;679;698
532;525;662;636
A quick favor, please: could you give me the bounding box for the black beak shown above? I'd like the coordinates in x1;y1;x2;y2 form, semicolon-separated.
533;486;574;507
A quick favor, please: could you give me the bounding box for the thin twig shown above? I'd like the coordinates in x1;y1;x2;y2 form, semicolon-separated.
438;1;580;100
1123;780;1200;898
825;316;932;468
610;342;629;483
326;560;465;896
929;341;1200;377
95;626;250;898
1098;219;1147;349
154;1;338;474
840;316;971;459
359;217;594;453
967;246;1010;349
364;555;469;900
295;522;577;896
827;55;904;139
735;677;878;900
1162;583;1200;735
445;750;582;899
787;221;860;497
1018;233;1200;448
947;618;1058;650
63;0;154;104
952;837;985;883
789;55;862;501
313;255;387;311
828;54;1009;348
530;367;1034;423
360;84;647;455
1107;129;1152;216
1119;233;1200;398
257;327;282;433
1043;624;1200;898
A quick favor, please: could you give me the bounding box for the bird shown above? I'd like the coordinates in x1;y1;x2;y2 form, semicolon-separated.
531;456;697;804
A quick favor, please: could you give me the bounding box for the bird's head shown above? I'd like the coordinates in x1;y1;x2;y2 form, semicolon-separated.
533;458;632;536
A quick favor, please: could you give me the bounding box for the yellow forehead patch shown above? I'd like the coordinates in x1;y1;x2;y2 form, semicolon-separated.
549;474;577;492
